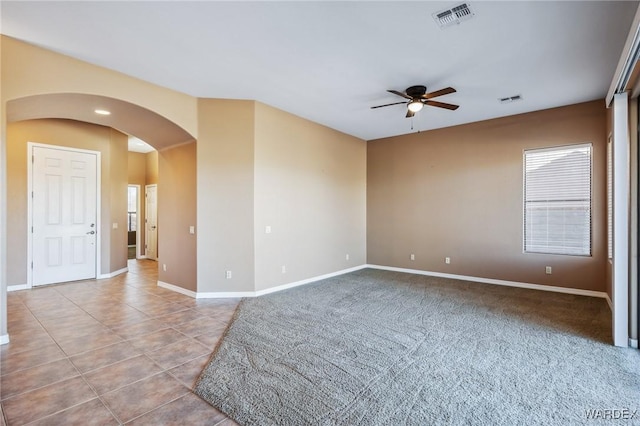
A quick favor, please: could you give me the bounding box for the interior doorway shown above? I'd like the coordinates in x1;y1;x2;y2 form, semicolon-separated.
145;184;158;261
128;185;140;259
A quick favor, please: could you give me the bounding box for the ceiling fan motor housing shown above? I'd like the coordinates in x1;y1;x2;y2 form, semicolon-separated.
405;85;427;98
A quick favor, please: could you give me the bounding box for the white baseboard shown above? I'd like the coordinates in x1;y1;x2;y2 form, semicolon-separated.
98;267;128;279
0;334;9;345
196;291;255;299
136;255;148;260
255;265;368;297
7;284;29;292
158;280;197;298
196;265;368;299
605;294;613;310
366;265;609;299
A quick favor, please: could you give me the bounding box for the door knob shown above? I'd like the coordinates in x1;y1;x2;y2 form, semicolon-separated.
86;230;95;235
151;226;157;230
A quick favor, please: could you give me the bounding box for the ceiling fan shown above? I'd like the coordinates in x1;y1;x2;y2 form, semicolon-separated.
371;85;459;118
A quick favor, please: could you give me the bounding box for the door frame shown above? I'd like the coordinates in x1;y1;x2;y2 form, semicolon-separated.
27;142;102;288
145;184;158;261
128;184;143;259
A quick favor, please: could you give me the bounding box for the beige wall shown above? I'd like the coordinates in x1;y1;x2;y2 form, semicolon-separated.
367;101;607;292
197;99;255;293
158;142;197;291
146;151;159;184
128;152;147;184
1;36;197;140
253;102;366;291
7;119;128;285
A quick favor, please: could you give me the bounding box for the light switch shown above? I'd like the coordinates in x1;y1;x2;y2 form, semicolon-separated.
112;223;118;229
265;226;272;234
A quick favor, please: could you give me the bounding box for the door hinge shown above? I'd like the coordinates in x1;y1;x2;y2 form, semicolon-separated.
31;191;34;198
31;226;33;233
31;261;33;269
32;155;34;164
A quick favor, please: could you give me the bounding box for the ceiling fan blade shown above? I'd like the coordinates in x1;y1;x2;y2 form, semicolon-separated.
388;90;412;100
424;100;459;110
422;87;456;99
405;109;415;118
371;101;407;109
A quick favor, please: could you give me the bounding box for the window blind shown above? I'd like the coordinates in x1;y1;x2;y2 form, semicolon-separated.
524;144;592;256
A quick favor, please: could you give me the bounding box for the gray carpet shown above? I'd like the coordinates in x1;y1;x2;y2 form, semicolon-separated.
194;269;640;426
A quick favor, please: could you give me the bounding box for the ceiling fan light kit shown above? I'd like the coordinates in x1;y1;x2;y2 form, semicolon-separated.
371;85;459;118
407;101;424;113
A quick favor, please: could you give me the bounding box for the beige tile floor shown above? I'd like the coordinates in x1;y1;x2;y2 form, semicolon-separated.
1;259;240;425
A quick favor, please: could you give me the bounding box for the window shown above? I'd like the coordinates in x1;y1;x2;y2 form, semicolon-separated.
127;186;138;232
523;144;592;256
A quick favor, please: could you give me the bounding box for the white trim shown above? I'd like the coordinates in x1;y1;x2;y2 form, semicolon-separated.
7;284;28;292
27;142;102;286
97;267;128;279
630;338;639;349
367;265;608;299
136;255;148;260
255;265;368;297
0;334;9;345
195;265;368;299
605;294;613;311
196;291;254;299
158;280;197;298
606;3;640;104
612;93;630;348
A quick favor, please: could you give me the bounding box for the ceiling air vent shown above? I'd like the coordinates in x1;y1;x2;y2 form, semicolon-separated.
499;95;523;104
433;3;474;29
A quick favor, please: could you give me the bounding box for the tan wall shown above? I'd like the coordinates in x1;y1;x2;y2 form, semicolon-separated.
157;142;197;291
253;102;367;291
7;119;128;285
146;151;159;184
197;99;255;293
367;101;607;292
128;152;147;184
1;36;197;139
1;38;6;338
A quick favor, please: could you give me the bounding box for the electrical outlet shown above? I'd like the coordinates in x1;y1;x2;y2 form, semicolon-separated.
545;266;552;275
189;226;195;234
445;257;451;264
226;270;232;279
410;254;415;261
265;226;272;234
162;264;167;272
346;254;350;260
282;265;286;274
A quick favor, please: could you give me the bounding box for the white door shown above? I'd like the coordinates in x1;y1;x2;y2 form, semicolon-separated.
145;184;158;260
32;146;98;286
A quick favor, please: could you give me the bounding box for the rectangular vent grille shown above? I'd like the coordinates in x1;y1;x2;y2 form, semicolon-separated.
499;95;523;104
433;3;474;28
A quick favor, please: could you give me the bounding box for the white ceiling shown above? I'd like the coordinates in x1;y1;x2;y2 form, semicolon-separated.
1;1;638;141
128;137;155;154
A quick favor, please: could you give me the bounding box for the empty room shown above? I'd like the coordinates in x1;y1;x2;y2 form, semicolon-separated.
0;1;639;425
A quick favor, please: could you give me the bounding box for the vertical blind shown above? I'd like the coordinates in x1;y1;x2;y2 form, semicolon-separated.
524;144;592;256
